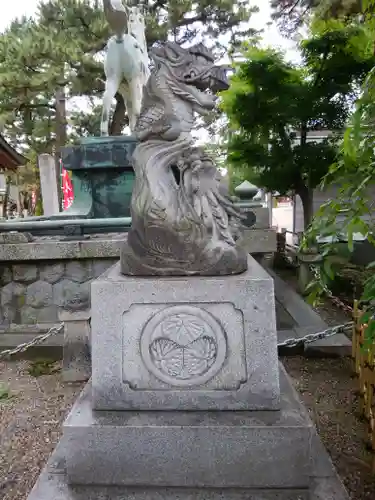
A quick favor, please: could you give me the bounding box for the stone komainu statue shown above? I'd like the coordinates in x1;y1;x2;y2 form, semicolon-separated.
120;42;248;276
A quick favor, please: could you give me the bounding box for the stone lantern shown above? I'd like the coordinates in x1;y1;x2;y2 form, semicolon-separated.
234;180;264;228
234;180;259;202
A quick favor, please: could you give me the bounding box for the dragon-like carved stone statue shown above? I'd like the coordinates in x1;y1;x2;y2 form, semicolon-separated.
120;42;248;276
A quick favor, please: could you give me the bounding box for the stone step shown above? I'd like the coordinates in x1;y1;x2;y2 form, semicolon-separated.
27;365;349;500
267;268;351;357
63;366;310;489
29;467;311;500
28;469;349;500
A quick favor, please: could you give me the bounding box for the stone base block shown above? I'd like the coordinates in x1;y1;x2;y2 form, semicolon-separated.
59;309;91;383
27;365;349;500
243;229;277;254
29;469;311;500
251;207;270;229
91;257;280;411
63;365;311;489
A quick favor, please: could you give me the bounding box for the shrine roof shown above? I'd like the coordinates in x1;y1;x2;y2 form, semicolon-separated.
0;134;26;170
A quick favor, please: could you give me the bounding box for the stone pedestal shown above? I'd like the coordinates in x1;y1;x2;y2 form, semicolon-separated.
91;258;279;410
64;368;311;489
250;206;270;229
27;366;349;500
26;255;349;500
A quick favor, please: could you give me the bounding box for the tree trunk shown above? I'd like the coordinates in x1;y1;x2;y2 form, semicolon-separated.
298;121;313;230
300;121;307;147
3;176;10;219
298;186;314;230
110;93;127;136
55;86;67;209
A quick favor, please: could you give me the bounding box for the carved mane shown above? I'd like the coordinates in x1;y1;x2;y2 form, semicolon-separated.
121;42;248;277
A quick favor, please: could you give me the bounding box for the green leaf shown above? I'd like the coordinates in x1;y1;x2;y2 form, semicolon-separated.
363;321;375;344
347;228;354;253
323;259;335;280
361;279;375;301
359;311;373;324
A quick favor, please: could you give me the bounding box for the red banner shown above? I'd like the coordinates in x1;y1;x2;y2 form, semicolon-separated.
61;161;74;210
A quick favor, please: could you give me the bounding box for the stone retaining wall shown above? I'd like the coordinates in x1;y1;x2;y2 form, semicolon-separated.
0;258;117;325
0;234;122;327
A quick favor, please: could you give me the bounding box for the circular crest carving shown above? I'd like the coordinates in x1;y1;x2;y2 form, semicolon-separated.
140;305;227;387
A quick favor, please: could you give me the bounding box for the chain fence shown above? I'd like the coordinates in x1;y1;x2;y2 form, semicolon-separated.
279;233;354;315
0;323;64;361
0;244;356;361
0;319;353;361
308;263;354;315
277;321;353;349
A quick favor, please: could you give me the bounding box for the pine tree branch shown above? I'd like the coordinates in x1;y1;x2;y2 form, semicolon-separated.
176;14;208;28
286;0;304;16
150;0;167;14
77;15;103;41
19;103;56;111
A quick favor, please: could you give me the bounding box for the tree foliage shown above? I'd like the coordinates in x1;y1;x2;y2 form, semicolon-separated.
0;0;258;200
0;0;257;150
303;0;375;341
220;21;375;228
271;0;365;34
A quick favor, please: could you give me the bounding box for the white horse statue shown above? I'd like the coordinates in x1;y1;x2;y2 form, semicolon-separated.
101;0;150;136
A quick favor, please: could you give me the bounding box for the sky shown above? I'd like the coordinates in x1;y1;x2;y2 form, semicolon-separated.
0;0;301;62
0;0;301;141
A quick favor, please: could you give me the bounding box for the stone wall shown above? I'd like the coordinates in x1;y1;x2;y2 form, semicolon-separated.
0;229;276;351
0;258;117;325
0;234;122;328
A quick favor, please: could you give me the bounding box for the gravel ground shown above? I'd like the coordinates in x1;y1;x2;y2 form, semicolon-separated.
0;269;374;500
279;266;375;498
284;356;375;499
1;356;374;500
0;361;83;500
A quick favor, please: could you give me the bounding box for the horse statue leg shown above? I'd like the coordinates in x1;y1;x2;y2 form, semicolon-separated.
101;71;121;136
126;77;142;132
127;77;143;132
116;81;134;133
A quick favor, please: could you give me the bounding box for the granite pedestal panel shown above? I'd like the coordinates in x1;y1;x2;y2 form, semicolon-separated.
91;257;280;411
27;365;349;500
64;366;311;489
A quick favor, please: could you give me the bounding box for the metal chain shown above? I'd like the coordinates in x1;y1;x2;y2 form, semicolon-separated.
277;321;353;348
281;241;354;314
0;323;64;360
329;294;354;314
309;264;354;314
0;319;352;357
